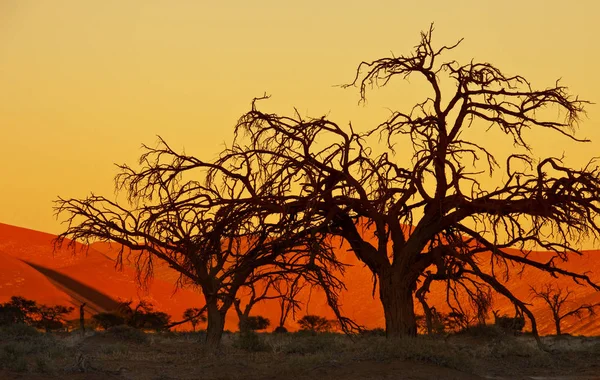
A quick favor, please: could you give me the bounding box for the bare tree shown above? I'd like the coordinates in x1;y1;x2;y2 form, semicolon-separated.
182;308;207;332
273;274;306;331
55;137;355;347
230;24;600;342
531;284;600;335
233;277;279;333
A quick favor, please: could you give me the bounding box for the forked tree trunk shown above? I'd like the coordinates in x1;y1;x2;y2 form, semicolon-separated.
379;269;418;337
205;301;225;348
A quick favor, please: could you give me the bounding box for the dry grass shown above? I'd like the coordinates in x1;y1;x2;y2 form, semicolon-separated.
1;327;599;379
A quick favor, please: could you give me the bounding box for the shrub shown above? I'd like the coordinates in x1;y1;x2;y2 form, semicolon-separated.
297;315;332;333
243;316;270;331
273;325;288;333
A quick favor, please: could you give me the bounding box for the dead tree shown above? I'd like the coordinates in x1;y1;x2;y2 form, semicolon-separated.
55;137;355;348
273;274;306;331
233;277;279;333
231;24;600;342
531;284;600;335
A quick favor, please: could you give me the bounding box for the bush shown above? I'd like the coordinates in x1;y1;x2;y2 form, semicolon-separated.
297;315;333;333
106;325;148;343
273;325;288;333
241;315;270;331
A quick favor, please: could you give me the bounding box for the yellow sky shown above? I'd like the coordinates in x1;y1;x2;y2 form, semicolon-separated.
1;0;599;235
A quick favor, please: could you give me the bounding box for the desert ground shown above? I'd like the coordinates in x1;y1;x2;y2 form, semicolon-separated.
1;325;600;380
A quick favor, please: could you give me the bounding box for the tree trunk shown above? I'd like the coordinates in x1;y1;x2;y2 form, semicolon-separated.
379;269;418;337
233;300;251;334
238;314;250;333
79;303;86;334
205;301;225;348
554;314;562;335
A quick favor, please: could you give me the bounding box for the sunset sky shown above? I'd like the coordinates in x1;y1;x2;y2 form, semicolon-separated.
1;1;599;235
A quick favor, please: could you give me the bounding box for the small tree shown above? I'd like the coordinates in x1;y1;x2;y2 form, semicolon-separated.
183;308;207;332
0;296;39;325
36;305;74;332
298;315;332;333
234;278;278;333
531;284;600;335
273;274;306;331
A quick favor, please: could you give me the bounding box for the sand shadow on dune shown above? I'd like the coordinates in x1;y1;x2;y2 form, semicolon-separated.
20;260;120;314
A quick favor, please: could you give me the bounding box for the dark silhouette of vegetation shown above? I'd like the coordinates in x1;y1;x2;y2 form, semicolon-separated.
0;296;73;331
298;315;333;333
234;278;278;333
79;302;86;333
36;304;74;332
273;274;306;331
91;312;125;330
225;25;600;344
183;307;207;332
116;300;171;331
55;137;354;348
492;310;526;334
54;24;600;345
531;284;600;335
91;300;170;332
0;296;38;325
243;316;270;331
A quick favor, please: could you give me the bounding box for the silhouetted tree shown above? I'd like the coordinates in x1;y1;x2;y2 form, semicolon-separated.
273;274;306;331
0;296;38;325
233;278;278;333
298;315;333;333
54;138;353;347
118;300;171;332
244;315;270;331
531;284;600;335
36;304;74;332
228;25;600;343
183;308;207;332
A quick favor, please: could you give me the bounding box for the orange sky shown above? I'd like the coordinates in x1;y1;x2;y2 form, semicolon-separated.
1;1;599;239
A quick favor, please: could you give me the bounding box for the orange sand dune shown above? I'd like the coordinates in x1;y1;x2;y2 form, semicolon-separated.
3;222;600;334
0;223;204;328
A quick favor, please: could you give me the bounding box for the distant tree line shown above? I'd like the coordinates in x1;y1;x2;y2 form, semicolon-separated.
0;296;73;332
